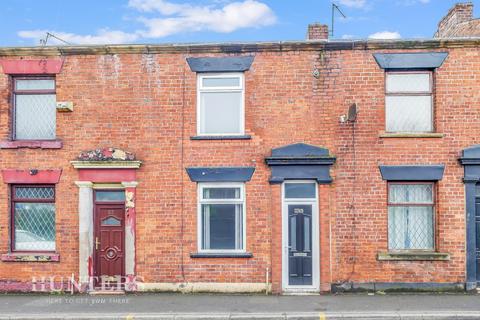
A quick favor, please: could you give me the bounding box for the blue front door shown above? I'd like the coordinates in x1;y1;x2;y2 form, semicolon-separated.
288;204;313;286
475;197;480;281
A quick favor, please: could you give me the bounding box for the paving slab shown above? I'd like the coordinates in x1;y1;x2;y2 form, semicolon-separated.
0;293;479;319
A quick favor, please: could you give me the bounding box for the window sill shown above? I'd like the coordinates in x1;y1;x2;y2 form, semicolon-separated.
0;140;63;149
1;253;60;262
190;135;251;141
379;133;444;139
377;251;450;261
190;252;253;258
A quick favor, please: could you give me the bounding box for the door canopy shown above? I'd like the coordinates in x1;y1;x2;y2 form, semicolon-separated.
77;147;136;162
265;143;336;184
460;145;480;167
72;147;141;168
71;148;141;183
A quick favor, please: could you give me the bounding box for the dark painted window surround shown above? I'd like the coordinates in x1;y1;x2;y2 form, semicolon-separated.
187;56;254;141
379;165;445;181
190;135;251;141
190;252;253;258
186;56;254;73
186;166;255;258
373;52;448;69
186;167;255;183
377;164;450;261
374;52;449;139
373;52;448;70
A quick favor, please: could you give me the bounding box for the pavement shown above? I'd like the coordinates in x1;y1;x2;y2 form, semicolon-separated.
0;293;480;319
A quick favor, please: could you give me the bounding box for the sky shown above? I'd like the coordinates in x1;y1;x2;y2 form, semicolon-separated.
0;0;477;47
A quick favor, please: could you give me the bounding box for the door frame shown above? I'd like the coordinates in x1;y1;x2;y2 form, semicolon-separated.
475;192;480;283
281;180;320;293
92;189;126;285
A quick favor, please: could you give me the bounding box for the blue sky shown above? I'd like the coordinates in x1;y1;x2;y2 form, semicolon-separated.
0;0;477;46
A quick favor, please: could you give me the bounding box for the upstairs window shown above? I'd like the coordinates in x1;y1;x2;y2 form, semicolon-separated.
13;77;56;140
197;73;244;136
385;72;433;133
388;183;434;251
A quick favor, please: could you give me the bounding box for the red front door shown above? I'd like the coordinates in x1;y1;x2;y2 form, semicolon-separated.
94;203;125;287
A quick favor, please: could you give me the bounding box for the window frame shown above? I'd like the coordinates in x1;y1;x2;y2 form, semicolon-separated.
196;72;245;136
12;76;56;141
197;182;246;253
384;70;434;133
10;184;56;253
386;181;436;252
93;189;126;204
283;181;318;201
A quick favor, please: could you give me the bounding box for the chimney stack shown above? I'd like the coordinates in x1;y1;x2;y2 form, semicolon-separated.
307;23;329;40
435;2;474;37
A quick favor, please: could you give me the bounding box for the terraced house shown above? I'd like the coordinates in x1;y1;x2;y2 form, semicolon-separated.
1;2;480;294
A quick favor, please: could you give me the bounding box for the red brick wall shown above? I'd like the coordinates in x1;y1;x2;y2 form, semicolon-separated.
324;48;472;285
0;43;476;292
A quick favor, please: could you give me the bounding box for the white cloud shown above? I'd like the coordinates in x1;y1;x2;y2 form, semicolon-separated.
128;0;188;15
341;34;356;39
396;0;429;5
368;31;401;39
134;0;277;38
17;0;276;45
336;0;367;8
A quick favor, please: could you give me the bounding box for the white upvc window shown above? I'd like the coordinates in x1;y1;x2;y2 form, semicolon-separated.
197;73;245;136
385;71;433;133
198;183;246;252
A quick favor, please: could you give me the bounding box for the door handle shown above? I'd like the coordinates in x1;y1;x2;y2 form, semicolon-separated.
95;237;100;250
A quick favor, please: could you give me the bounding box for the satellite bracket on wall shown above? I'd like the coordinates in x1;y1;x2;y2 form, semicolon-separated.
347;103;357;122
340;103;358;123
